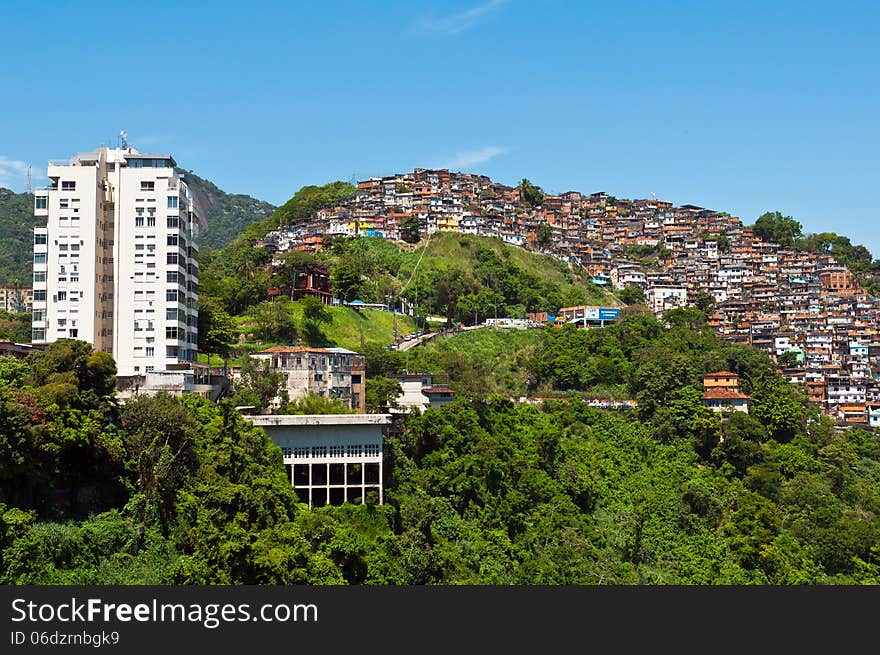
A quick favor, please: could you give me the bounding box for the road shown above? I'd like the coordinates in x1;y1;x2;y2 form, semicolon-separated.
392;324;485;351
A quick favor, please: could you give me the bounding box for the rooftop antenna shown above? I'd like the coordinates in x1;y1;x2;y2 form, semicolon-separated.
120;130;129;150
25;166;32;194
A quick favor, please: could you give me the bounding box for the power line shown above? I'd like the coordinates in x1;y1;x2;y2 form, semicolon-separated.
400;227;433;295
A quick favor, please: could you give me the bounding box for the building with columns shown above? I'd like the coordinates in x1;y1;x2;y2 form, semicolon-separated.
245;413;391;507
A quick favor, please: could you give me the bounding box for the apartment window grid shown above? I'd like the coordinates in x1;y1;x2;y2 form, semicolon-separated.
288;441;383;508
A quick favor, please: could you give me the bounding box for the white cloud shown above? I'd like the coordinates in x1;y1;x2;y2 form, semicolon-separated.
0;155;44;190
418;0;508;35
446;146;508;169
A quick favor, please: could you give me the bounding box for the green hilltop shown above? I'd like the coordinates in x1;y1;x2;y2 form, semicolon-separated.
0;188;37;285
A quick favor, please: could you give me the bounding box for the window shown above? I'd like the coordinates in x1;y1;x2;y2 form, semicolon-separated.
68;329;78;338
166;289;178;302
167;216;179;228
35;196;48;209
57;291;67;301
33;290;46;301
145;347;155;357
166;327;178;339
140;181;155;191
166;271;178;283
34;271;46;283
167;196;178;209
34;253;47;264
167;234;178;246
167;253;178;265
34;233;47;245
135;216;145;227
32;328;45;341
61;181;76;190
166;308;178;320
147;216;156;227
33;309;44;322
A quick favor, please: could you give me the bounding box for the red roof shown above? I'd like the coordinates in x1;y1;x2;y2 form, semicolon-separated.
423;386;454;394
702;388;750;400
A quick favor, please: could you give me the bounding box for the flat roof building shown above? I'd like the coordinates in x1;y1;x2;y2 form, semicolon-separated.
32;145;200;377
245;413;392;508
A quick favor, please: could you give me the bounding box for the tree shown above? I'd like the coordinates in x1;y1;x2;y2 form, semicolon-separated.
330;260;364;303
198;297;236;358
517;179;544;208
365;376;403;413
618;286;645;306
536;223;553;248
694;292;715;315
231;357;286;412
298;296;332;347
750;377;807;442
279;393;353;414
752;211;803;248
300;295;330;323
271;250;318;299
400;215;420;244
121;393;200;536
249;299;297;343
26;339;116;398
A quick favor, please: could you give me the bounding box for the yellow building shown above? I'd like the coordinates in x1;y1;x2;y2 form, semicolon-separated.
0;286;33;314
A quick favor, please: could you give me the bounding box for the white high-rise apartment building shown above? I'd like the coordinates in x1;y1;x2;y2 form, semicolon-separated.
32;146;200;377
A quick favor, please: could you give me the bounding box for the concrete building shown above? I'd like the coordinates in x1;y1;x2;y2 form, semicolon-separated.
393;372;456;413
32;146;200;377
701;371;750;413
558;305;622;327
252;346;366;412
0;286;33;314
647;285;688;315
245;413;391;507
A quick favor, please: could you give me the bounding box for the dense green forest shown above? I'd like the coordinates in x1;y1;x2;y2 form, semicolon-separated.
0;312;30;342
3;311;879;584
178;169;276;251
0;188;36;285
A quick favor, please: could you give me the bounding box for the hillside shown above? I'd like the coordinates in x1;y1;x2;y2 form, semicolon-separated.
0;188;36;285
178;169;276;250
200;303;418;366
324;232;619;323
4;314;879;585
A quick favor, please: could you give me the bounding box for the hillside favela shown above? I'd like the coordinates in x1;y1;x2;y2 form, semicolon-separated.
1;145;878;586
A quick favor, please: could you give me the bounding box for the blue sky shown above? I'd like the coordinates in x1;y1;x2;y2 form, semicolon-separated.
2;1;878;254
